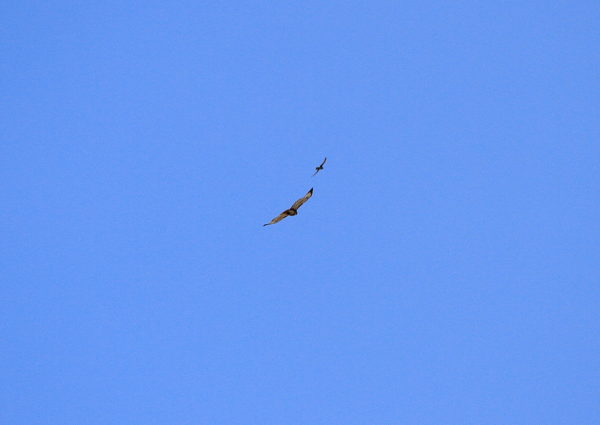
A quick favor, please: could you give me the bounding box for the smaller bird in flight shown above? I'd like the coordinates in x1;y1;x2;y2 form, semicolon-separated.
263;188;314;226
312;157;327;176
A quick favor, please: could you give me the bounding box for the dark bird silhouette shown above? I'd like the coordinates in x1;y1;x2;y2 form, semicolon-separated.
312;157;327;176
263;188;314;226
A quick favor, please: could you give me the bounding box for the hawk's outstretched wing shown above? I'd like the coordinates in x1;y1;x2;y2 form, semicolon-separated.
290;188;313;210
263;211;290;226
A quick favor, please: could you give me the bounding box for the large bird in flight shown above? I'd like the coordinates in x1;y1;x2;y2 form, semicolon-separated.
263;188;314;226
312;157;327;176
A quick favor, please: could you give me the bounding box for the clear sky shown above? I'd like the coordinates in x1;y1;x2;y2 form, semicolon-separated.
2;1;600;424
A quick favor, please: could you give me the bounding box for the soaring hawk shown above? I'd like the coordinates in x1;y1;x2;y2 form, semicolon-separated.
263;188;314;226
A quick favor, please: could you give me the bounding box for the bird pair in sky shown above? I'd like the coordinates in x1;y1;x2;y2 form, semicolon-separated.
263;157;327;226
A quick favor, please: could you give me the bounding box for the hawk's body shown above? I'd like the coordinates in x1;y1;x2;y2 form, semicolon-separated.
263;188;313;226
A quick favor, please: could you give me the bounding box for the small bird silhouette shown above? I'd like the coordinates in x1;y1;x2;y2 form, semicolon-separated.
263;188;314;226
312;157;327;176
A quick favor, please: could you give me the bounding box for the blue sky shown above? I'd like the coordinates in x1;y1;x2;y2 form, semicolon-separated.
2;1;600;424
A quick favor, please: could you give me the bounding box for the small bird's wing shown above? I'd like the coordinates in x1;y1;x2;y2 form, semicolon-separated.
263;210;290;226
319;157;327;167
290;188;313;210
312;169;319;176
